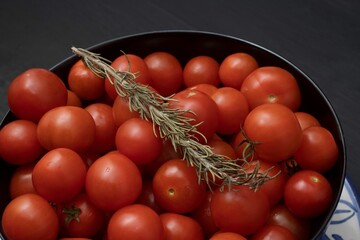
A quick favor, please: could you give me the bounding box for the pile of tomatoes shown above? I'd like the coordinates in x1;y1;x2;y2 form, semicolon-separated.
0;50;339;240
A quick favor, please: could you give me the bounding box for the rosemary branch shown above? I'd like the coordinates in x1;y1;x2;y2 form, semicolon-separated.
71;46;274;191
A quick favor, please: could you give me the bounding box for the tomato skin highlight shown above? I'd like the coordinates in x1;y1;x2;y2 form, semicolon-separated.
183;55;220;87
251;225;297;240
209;232;247;240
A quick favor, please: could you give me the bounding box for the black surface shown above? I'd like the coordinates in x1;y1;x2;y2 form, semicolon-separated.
0;0;359;205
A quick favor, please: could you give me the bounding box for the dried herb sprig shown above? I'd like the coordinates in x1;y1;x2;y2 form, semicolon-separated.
71;47;274;191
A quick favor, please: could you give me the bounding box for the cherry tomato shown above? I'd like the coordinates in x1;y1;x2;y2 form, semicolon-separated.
153;159;206;214
144;51;183;96
294;126;338;173
219;52;258;89
107;204;164;240
160;212;204;240
37;106;96;153
112;95;140;127
231;130;258;162
240;66;301;111
7;68;68;122
183;55;220;87
0;119;43;165
9;163;37;199
136;179;164;214
243;103;302;163
68;60;105;101
211;185;270;236
208;137;237;160
209;232;247;240
294;111;321;130
115;117;163;166
32;148;87;203
251;225;297;240
1;193;59;240
67;90;82;107
284;170;333;218
189;83;218;96
85;151;142;211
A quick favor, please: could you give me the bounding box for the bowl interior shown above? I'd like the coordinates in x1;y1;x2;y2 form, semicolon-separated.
0;30;346;239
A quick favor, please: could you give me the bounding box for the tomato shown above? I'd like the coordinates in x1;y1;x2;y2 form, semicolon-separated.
85;151;142;211
85;103;117;154
105;54;151;100
32;148;87;203
210;185;270;236
1;193;59;240
169;88;219;142
59;238;92;240
59;193;105;238
243;103;302;163
153;159;206;214
231;130;258;162
190;83;218;96
208;137;237;160
219;52;258;89
68;60;105;101
7;68;68;122
251;225;297;240
294;111;320;130
37;106;96;153
67;90;82;107
294;126;338;173
9;163;37;199
240;66;301;111
144;51;183;96
209;232;247;240
211;87;249;135
160;212;204;240
107;204;164;240
115;117;163;166
136;179;164;214
0;119;43;165
266;204;310;240
112;95;140;127
183;55;220;87
284;170;333;218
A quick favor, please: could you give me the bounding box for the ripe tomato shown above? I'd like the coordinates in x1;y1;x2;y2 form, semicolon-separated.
9;163;37;199
1;193;59;240
107;204;164;240
37;106;96;153
208;137;237;160
144;51;183;96
85;103;117;154
153;159;206;214
211;87;249;135
136;179;164;214
294;111;321;130
284;170;333;218
160;212;204;240
183;55;220;87
32;148;87;203
240;66;301;111
68;60;105;101
7;68;68;122
169;89;219;142
294;126;338;173
209;232;247;240
210;185;270;236
231;130;258;162
218;52;258;89
85;151;142;211
67;90;82;107
112;95;140;127
115;117;163;166
251;225;297;240
189;83;218;96
243;103;302;163
0;119;43;165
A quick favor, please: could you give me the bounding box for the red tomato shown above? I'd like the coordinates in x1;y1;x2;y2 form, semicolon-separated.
219;52;258;89
211;185;270;236
67;90;82;107
32;148;87;203
251;225;297;240
169;89;219;142
209;232;247;240
294;111;321;130
284;170;333;218
85;103;117;154
68;60;105;101
0;119;43;165
37;106;96;153
115;118;163;166
112;95;140;127
7;68;67;122
1;193;59;240
294;126;338;173
211;87;249;135
190;83;218;96
136;179;164;214
183;55;220;87
240;66;301;111
153;159;206;214
160;212;204;240
107;204;164;240
144;51;183;96
243;103;302;163
231;130;258;162
208;138;237;160
9;163;37;199
85;151;142;211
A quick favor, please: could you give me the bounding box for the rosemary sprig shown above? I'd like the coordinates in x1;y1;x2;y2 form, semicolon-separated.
71;47;274;191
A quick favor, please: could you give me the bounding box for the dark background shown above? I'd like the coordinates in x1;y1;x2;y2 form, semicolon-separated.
1;0;359;195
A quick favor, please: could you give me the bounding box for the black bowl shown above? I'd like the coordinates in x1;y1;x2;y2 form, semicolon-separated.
0;30;346;239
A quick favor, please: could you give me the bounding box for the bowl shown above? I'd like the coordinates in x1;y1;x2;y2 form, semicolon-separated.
0;30;346;239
